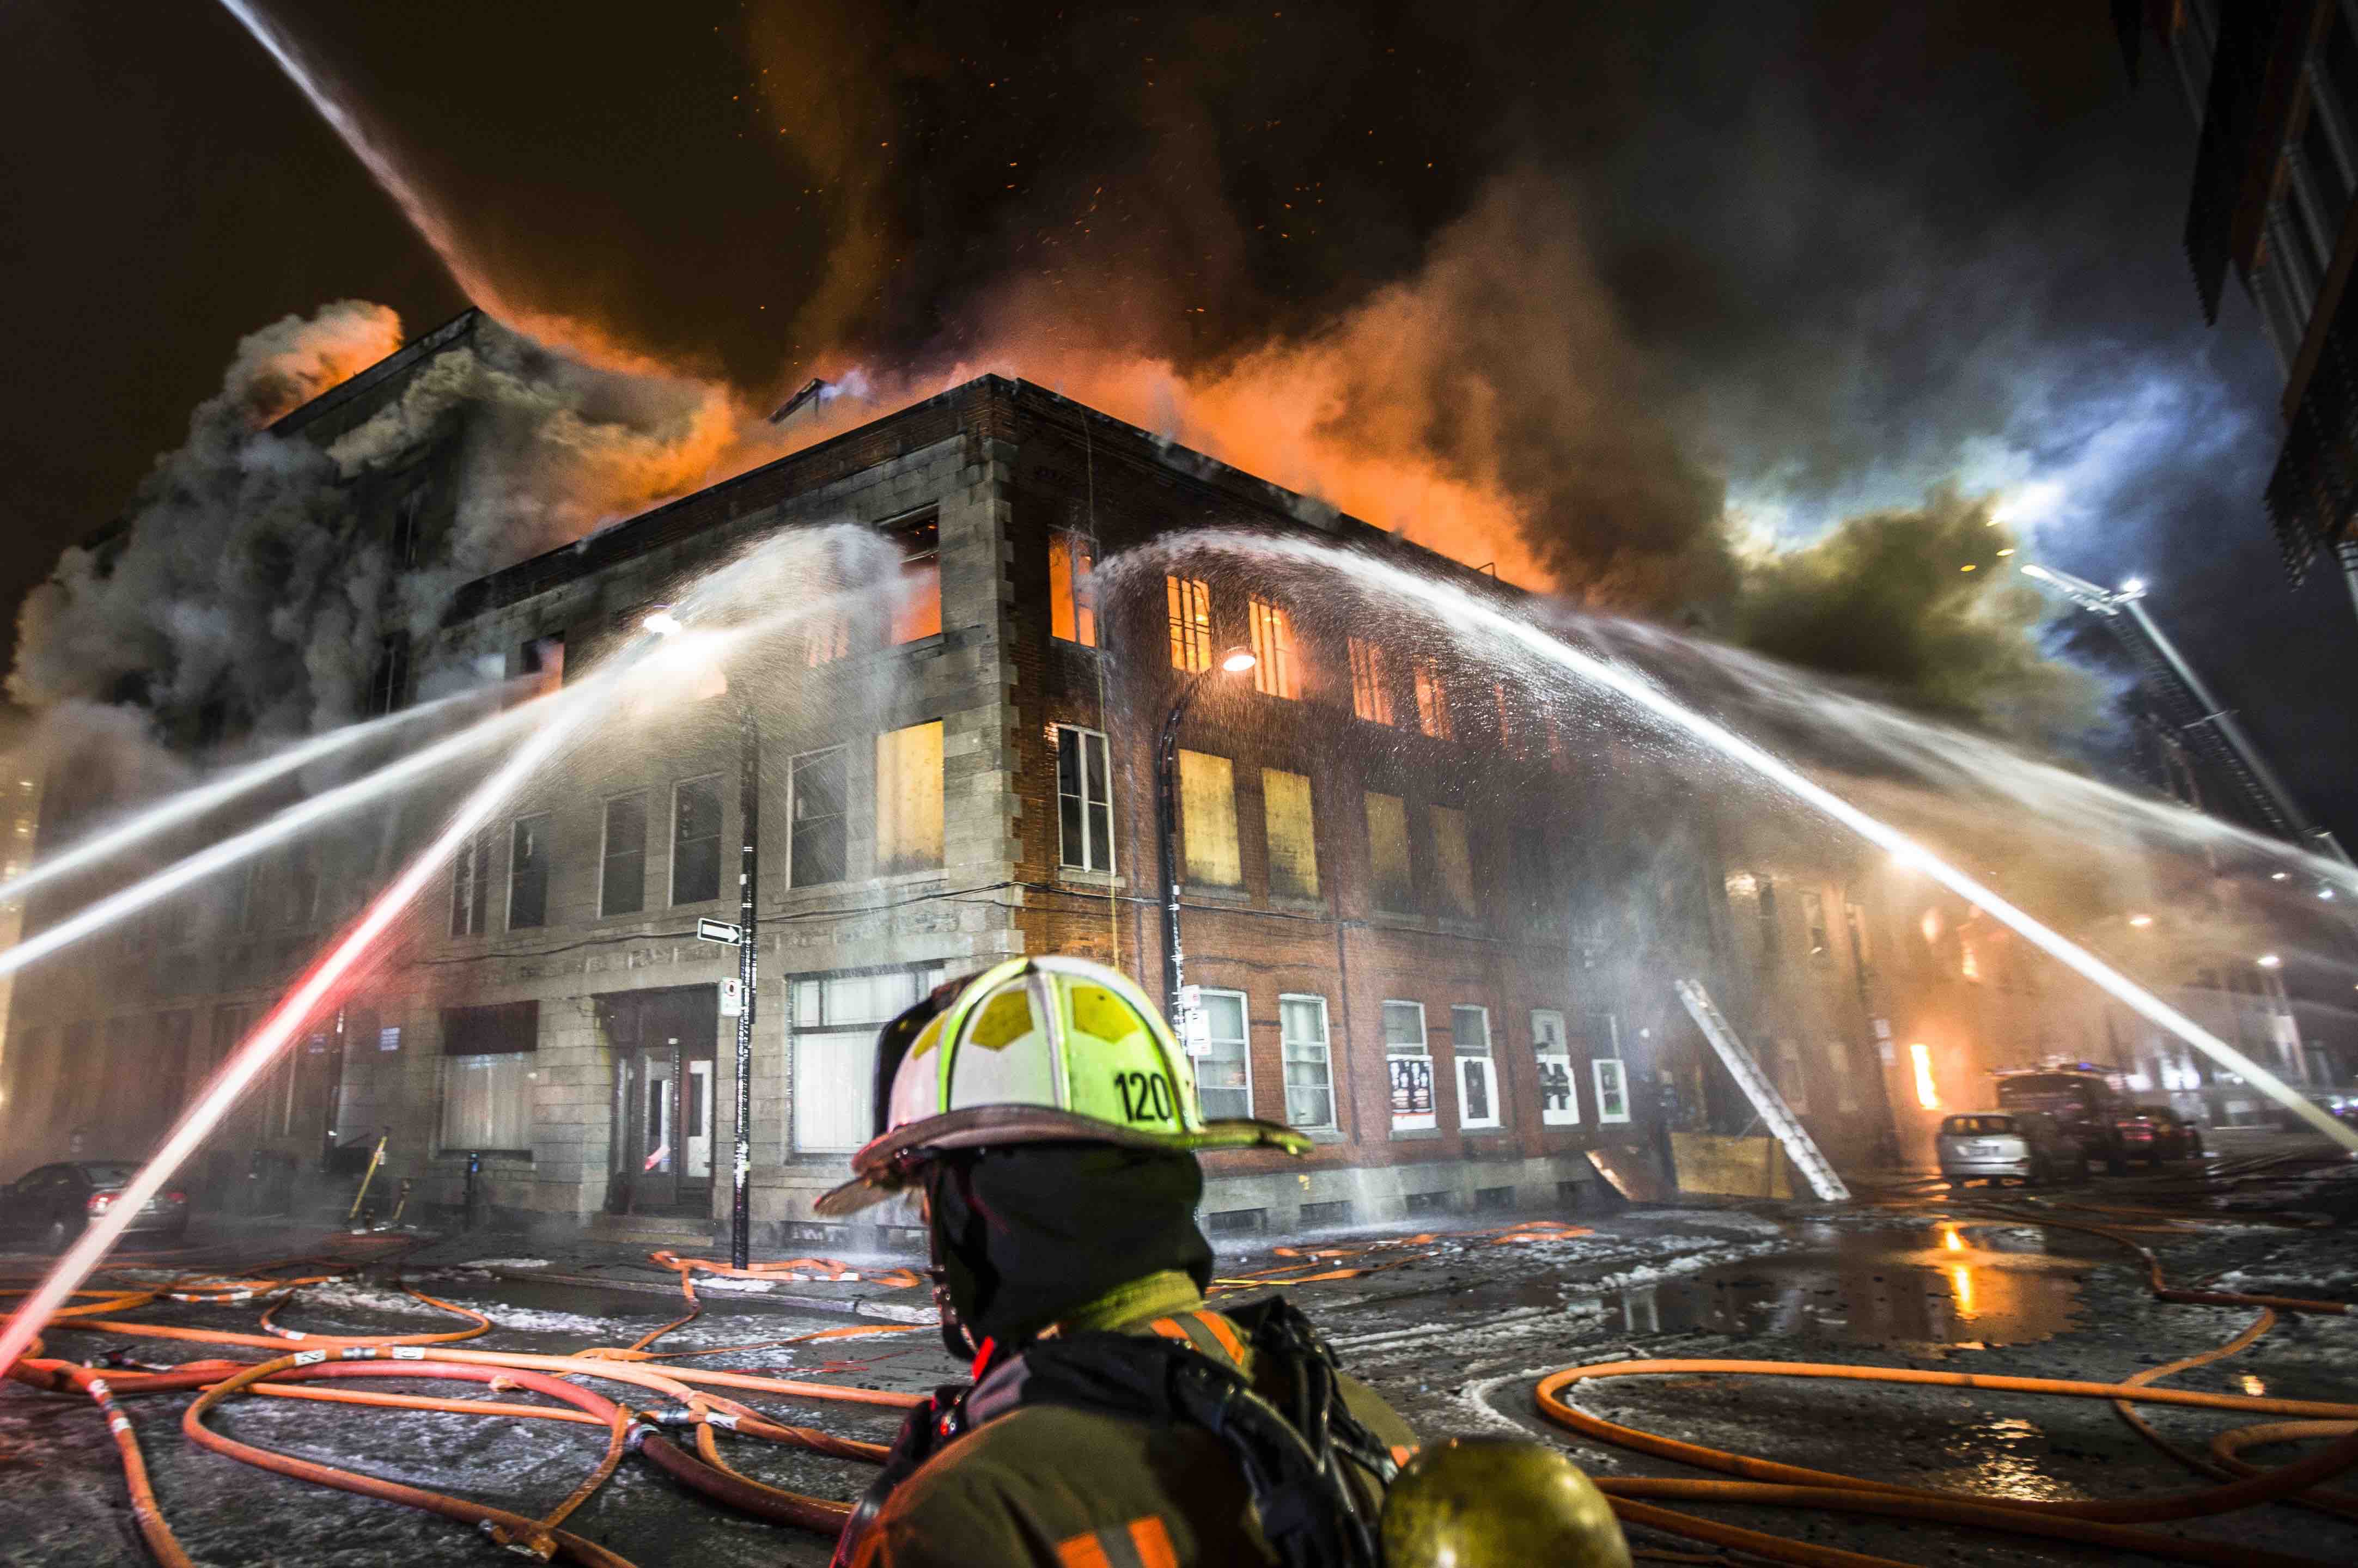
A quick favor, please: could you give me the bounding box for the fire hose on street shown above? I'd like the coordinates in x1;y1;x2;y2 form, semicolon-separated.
3;1194;2354;1568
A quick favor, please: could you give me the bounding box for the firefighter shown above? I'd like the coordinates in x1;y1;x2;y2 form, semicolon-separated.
818;956;1632;1568
818;955;1409;1567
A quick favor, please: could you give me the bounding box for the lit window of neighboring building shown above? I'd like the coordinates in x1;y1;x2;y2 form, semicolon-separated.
1049;532;1098;646
789;747;849;887
1056;727;1114;873
671;777;723;905
892;518;942;645
1348;637;1394;724
600;794;648;917
1431;806;1475;918
1178;749;1241;887
1248;596;1300;699
1167;575;1213;672
1280;993;1336;1130
1364;792;1414;911
1262;768;1319;899
1412;657;1453;740
1195;989;1251;1121
875;721;946;875
508;814;550;930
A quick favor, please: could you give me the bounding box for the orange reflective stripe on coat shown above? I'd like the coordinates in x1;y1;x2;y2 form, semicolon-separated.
1145;1311;1245;1367
1055;1515;1179;1568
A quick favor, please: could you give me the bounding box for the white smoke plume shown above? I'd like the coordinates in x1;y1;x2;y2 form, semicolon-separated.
10;304;774;743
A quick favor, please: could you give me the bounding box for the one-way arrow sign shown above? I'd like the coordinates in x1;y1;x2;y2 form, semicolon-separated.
696;917;742;944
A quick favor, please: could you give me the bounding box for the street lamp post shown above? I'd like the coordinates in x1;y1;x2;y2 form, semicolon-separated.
732;701;758;1268
1154;647;1257;1024
645;608;757;1269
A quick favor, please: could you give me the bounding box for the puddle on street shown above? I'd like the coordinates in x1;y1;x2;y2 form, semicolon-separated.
1598;1224;2084;1347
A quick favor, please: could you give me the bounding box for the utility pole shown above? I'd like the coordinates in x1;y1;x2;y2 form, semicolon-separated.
732;702;758;1270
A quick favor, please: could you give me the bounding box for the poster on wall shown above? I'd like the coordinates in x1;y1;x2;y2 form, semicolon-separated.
1388;1056;1435;1129
1533;1009;1580;1125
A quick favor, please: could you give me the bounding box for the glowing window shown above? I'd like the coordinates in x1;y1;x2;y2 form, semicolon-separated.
1910;1042;1941;1109
1348;638;1394;724
1248;597;1301;699
875;721;945;875
892;520;942;645
1412;658;1453;740
1167;576;1213;672
1049;532;1098;646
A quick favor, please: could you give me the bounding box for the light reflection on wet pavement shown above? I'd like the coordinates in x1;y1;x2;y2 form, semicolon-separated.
1598;1223;2087;1348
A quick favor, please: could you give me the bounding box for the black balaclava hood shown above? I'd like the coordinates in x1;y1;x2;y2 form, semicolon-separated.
923;1143;1214;1357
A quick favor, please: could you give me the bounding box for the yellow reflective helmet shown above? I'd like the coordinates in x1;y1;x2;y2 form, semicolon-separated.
1380;1437;1632;1568
815;956;1311;1216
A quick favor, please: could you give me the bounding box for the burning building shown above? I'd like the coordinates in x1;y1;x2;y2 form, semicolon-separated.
1;313;2108;1237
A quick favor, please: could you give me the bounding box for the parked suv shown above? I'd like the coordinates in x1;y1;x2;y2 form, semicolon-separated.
0;1161;188;1250
2115;1106;2204;1166
1936;1112;2088;1188
1995;1070;2129;1174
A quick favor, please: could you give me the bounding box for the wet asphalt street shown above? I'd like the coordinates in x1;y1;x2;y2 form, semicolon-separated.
4;1128;2355;1567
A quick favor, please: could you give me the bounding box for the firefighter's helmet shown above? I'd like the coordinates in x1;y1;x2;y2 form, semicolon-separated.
1380;1437;1632;1568
815;956;1309;1216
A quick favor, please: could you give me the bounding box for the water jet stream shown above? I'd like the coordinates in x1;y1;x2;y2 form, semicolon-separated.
0;694;552;980
0;526;895;1375
1156;532;2358;1155
0;690;483;909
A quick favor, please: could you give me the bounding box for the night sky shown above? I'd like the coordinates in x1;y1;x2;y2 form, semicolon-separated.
4;2;2355;838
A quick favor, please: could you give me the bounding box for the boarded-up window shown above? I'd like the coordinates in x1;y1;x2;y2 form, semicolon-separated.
1248;597;1300;699
601;794;647;916
1432;806;1474;917
875;721;945;875
1179;750;1241;887
1412;658;1453;740
1262;768;1319;899
892;519;942;644
1167;576;1213;672
1365;792;1413;911
1348;638;1394;725
1050;532;1098;646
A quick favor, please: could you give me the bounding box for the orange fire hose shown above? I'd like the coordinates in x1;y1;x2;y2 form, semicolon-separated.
1529;1189;2358;1567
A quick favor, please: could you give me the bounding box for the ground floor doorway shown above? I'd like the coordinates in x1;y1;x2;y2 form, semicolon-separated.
600;985;718;1216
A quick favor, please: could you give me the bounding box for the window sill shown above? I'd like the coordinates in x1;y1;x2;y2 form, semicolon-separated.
1306;1128;1349;1145
1184;884;1252;906
1389;1126;1443;1142
1268;895;1331;918
1053;868;1127;890
1459;1124;1509;1137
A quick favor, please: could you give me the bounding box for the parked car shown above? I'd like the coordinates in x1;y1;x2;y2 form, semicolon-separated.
0;1161;187;1250
1995;1070;2130;1174
2114;1106;2204;1167
1936;1111;2088;1188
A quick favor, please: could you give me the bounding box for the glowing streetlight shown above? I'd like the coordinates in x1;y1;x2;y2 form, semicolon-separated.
2258;953;2282;968
2119;577;2146;596
1219;646;1259;674
642;609;684;638
2272;871;2292;882
2128;913;2154;928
